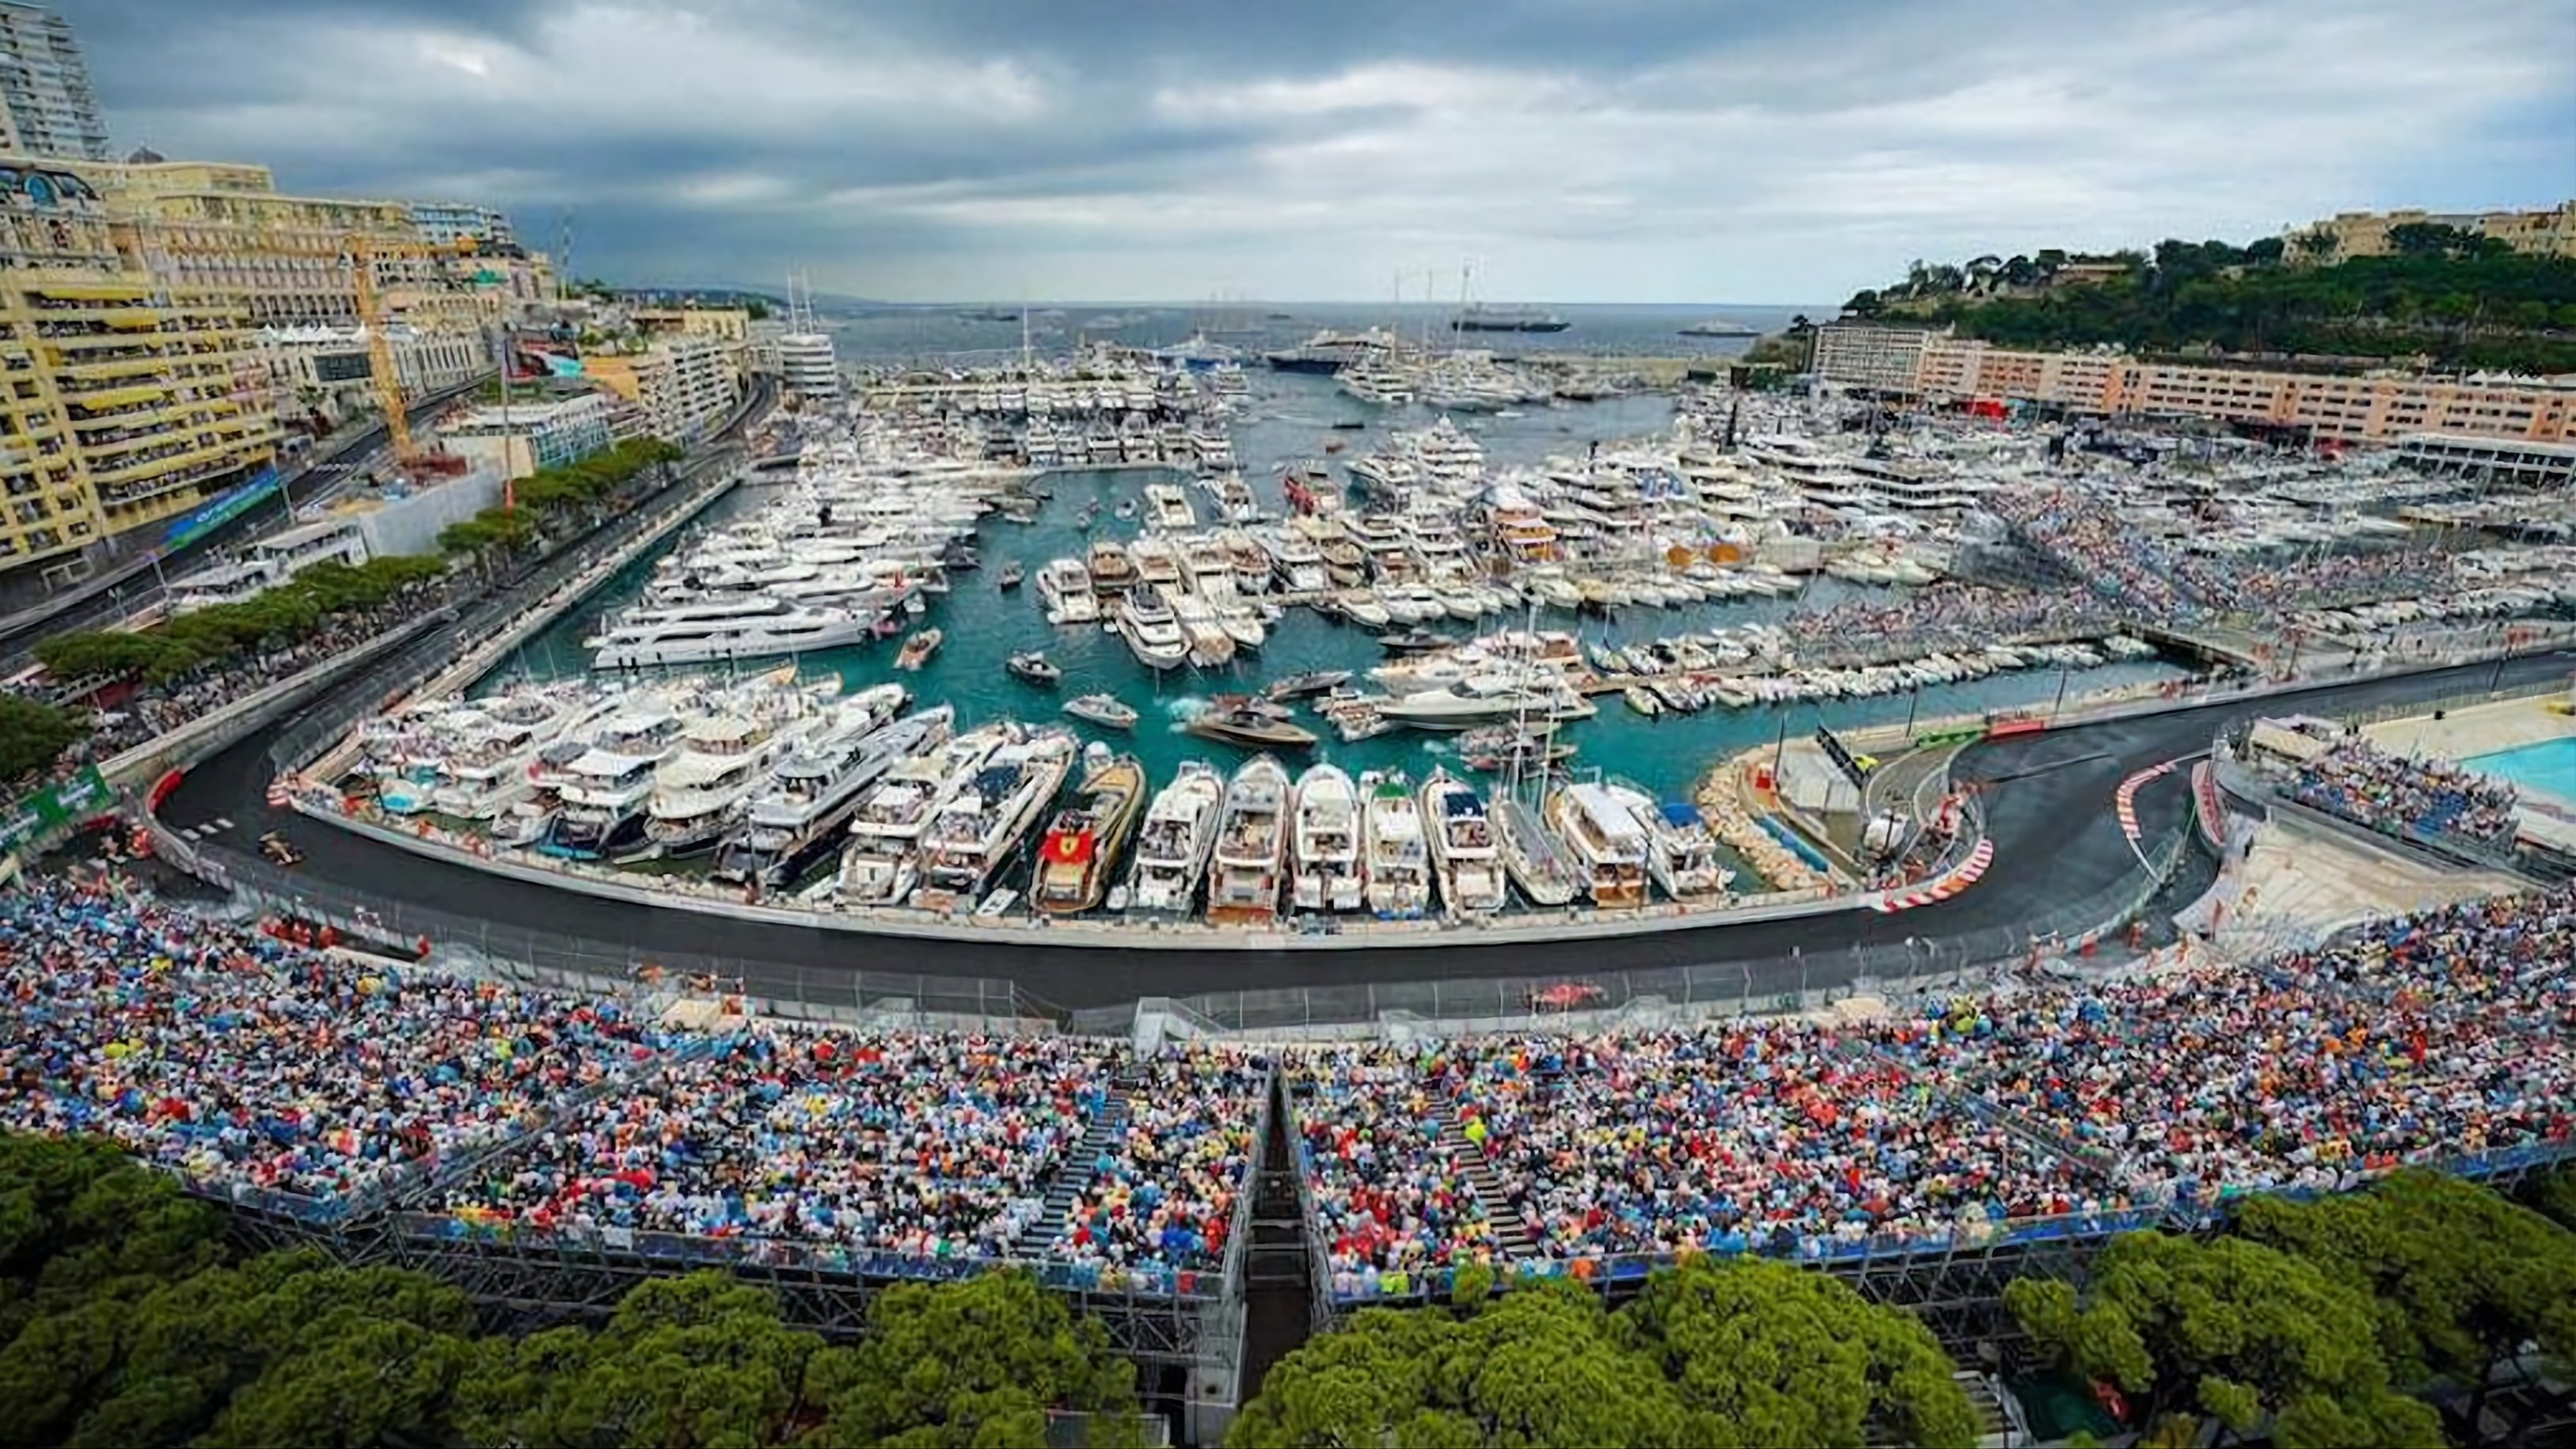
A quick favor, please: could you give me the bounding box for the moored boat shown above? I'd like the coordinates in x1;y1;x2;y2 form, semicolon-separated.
1547;780;1652;909
1421;768;1506;915
1124;760;1225;916
1361;770;1433;918
1289;763;1366;913
1492;795;1582;907
1032;752;1149;915
1206;755;1291;926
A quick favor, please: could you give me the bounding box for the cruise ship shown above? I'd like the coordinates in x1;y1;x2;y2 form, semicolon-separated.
1260;327;1400;375
1362;770;1433;917
1449;303;1569;333
1421;769;1506;915
913;728;1077;909
710;690;934;887
587;595;874;669
1289;763;1366;914
1546;781;1651;909
1125;760;1225;916
1205;755;1290;925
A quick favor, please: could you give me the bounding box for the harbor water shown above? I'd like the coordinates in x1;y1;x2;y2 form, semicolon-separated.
475;371;2190;823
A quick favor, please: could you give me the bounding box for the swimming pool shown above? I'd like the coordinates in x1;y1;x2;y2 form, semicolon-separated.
2468;736;2576;804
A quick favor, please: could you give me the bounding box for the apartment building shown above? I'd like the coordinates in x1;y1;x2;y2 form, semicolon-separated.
2289;201;2576;261
581;333;739;445
441;393;615;480
1;159;276;577
408;200;515;249
0;2;108;162
1915;337;2573;446
253;322;486;430
1809;321;1940;396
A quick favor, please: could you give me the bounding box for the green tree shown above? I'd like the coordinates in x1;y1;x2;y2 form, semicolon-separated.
745;299;773;321
0;694;88;782
2236;1169;2576;1445
2008;1231;2445;1449
1617;1257;1977;1449
807;1269;1145;1448
1841;289;1883;318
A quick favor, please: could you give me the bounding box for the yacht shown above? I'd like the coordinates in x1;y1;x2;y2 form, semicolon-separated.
1265;527;1329;592
539;706;685;858
427;694;580;820
1632;793;1736;903
1032;752;1147;915
1145;482;1199;531
586;595;872;669
1206;754;1291;926
1362;770;1433;918
1125;760;1225;916
1289;763;1366;914
1036;557;1099;624
1115;588;1191;671
1165;584;1236;668
838;724;1009;905
710;691;934;887
1493;795;1582;907
641;706;820;860
1421;769;1506;915
913;729;1078;910
1088;539;1138;595
1547;781;1651;909
1129;536;1185;590
1377;675;1592;732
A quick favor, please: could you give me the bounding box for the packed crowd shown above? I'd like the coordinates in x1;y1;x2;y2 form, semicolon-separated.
1993;487;2207;625
1047;1045;1268;1278
1296;1047;1504;1283
2288;737;2521;849
1780;584;2118;670
0;874;660;1209
439;1026;1119;1263
2216;548;2457;614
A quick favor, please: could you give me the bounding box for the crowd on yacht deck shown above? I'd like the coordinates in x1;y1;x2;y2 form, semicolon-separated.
2288;737;2522;849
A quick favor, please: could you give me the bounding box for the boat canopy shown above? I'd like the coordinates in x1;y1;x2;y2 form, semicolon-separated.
1658;801;1702;827
1440;791;1488;819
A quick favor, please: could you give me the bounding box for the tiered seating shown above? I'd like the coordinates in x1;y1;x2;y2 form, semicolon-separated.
1045;1044;1268;1284
2288;737;2520;848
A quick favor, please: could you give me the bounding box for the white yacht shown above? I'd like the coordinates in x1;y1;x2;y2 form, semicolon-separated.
1206;754;1290;926
1125;760;1225;916
1362;770;1433;918
540;706;686;858
838;724;1009;905
1377;675;1594;732
913;728;1078;909
1421;769;1506;915
1036;557;1099;624
1145;482;1199;531
710;691;934;887
1165;585;1236;668
1264;527;1329;593
1630;791;1736;903
586;595;872;669
640;705;820;860
1129;535;1186;590
1115;588;1191;671
1289;763;1366;914
426;690;588;820
1547;781;1652;909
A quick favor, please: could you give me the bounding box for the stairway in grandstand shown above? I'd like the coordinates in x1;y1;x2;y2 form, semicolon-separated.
1016;1071;1137;1257
1434;1109;1539;1260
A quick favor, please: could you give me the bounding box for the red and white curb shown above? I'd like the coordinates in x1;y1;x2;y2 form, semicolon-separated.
1875;837;1993;912
265;779;292;808
2114;761;2176;846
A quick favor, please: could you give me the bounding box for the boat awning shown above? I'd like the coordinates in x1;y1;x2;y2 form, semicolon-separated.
1439;792;1487;818
1658;802;1702;827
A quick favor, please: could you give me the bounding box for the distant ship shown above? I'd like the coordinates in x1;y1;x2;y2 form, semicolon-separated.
1450;303;1570;334
1678;318;1761;337
1263;327;1402;375
956;306;1021;322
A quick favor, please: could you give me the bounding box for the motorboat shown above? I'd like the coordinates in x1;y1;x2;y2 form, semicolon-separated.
1007;650;1062;686
711;695;944;887
1547;781;1652;909
1289;763;1366;914
1206;754;1291;925
1124;760;1225;916
913;728;1077;910
1377;629;1457;655
1377;675;1590;732
1187;707;1318;751
1088;540;1138;594
539;706;685;858
1338;589;1392;628
1632;793;1737;903
1038;557;1099;624
838;724;1009;905
1493;795;1582;907
1361;770;1433;918
1115;588;1191;671
1165;585;1236;668
1267;669;1352;701
1062;693;1141;731
896;629;943;670
1032;752;1147;915
997;561;1025;590
1422;768;1506;915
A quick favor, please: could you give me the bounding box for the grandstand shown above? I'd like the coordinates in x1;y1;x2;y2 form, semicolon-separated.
1;870;2569;1424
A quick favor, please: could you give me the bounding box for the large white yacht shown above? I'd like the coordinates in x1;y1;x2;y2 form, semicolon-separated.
710;691;937;888
913;728;1078;909
640;702;823;860
1115;588;1191;671
1289;763;1365;914
1421;769;1506;915
1377;674;1595;732
1546;781;1651;909
586;595;874;669
1125;760;1225;916
1035;557;1099;624
1205;754;1290;926
1362;770;1433;918
838;724;1009;905
539;705;685;858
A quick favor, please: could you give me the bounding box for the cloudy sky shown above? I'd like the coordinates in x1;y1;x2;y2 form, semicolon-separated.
77;0;2576;303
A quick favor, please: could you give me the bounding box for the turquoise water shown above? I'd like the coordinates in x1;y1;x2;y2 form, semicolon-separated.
473;371;2190;807
2468;736;2576;804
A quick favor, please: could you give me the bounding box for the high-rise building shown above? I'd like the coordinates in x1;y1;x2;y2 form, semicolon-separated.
581;334;739;445
408;200;516;249
0;158;277;579
1808;321;1938;395
0;3;109;162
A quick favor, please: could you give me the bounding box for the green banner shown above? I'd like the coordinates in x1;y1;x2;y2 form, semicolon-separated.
1911;726;1985;749
0;766;112;852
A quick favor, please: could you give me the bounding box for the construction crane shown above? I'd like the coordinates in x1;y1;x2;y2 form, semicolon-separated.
344;234;484;472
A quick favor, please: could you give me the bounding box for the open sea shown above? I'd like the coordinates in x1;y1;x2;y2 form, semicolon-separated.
475;369;2188;831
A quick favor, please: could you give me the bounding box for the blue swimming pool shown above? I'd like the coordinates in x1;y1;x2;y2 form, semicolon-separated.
2468;736;2576;804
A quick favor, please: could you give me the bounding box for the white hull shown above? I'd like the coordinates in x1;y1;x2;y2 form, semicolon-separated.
594;614;874;668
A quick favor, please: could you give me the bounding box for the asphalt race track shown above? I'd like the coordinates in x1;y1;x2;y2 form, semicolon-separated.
160;651;2573;1010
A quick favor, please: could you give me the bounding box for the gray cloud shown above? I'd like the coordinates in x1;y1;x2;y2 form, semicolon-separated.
75;0;2576;301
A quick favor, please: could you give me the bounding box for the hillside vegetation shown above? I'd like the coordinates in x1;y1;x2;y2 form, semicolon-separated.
1845;226;2576;374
